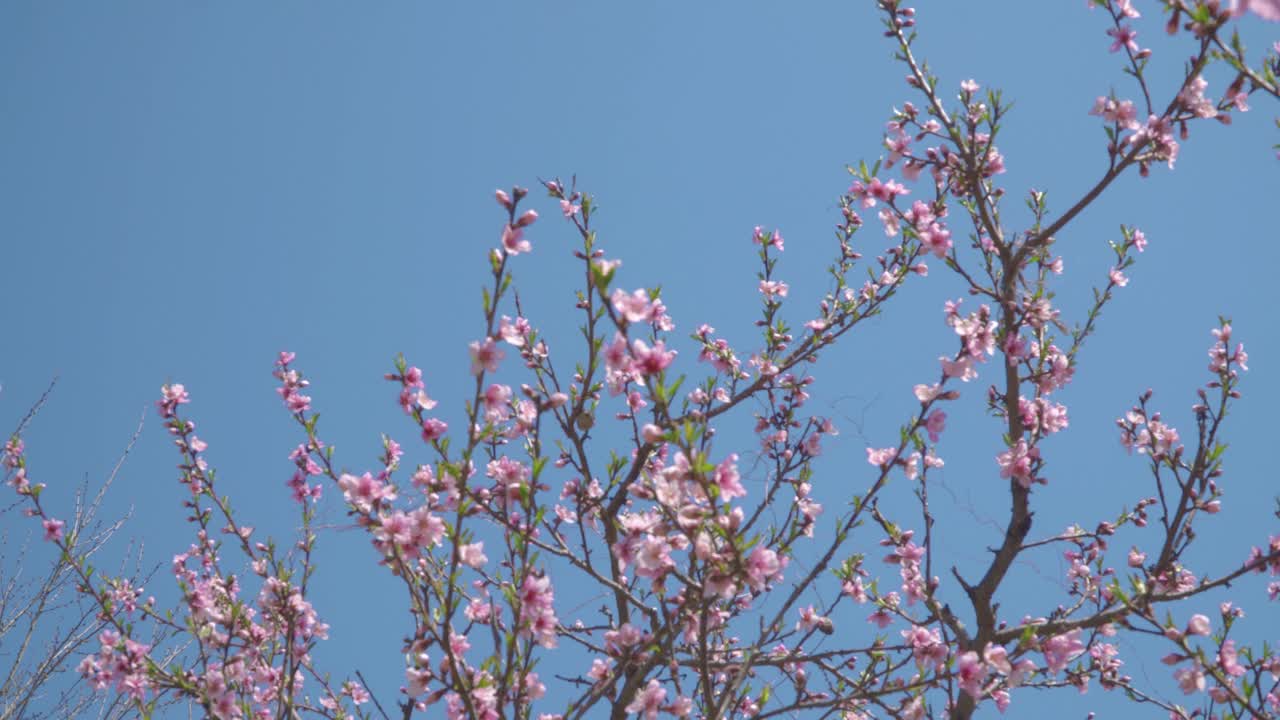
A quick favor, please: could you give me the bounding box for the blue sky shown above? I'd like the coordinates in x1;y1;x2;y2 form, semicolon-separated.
2;2;1277;717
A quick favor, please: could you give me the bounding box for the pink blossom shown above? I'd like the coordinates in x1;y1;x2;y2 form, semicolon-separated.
524;672;546;700
449;632;471;658
489;456;531;507
501;224;531;255
633;537;674;579
1090;96;1140;129
905;200;934;228
1231;0;1280;21
843;577;868;603
400;386;436;414
751;226;785;251
375;511;413;548
460;542;487;568
483;383;512;422
401;365;423;387
498;315;531;347
518;573;559;648
1137;420;1180;458
1034;343;1075;392
469;338;504;376
868;607;894;628
409;509;447;549
924;410;946;442
900;696;924;720
1042;629;1085;674
796;605;833;634
1115;0;1140;17
612;288;658;324
43;518;65;542
604;334;632;373
1040;401;1069;434
802;431;823;457
421;417;448;442
1130;114;1180;168
902;451;920;481
286;391;312;413
338;472;397;513
956;651;988;698
758;280;789;299
920;222;952;258
745;546;781;591
886;130;912;167
156;383;191;418
465;598;492;622
1174;666;1205;695
604;622;646;655
866;447;898;468
913;383;941;403
1;437;22;468
997;440;1039;488
1219;640;1246;677
625;679;667;720
1106;25;1139;53
631;340;675;376
941;355;977;382
714;454;746;500
594;257;622;278
795;484;823;533
1132;229;1147;252
586;658;611;684
902;625;948;668
1019;396;1042;429
850;177;909;208
1128;547;1147;568
878;208;900;237
983;644;1012;675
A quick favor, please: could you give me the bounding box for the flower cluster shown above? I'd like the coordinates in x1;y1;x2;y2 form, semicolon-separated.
6;3;1280;720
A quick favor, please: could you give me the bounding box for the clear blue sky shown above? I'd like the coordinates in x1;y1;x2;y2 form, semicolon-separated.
2;2;1277;717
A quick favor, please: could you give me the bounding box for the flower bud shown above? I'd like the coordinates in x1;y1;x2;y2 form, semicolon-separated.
1186;614;1211;636
642;424;664;444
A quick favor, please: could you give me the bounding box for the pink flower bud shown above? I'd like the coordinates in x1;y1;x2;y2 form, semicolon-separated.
1186;614;1211;636
1127;547;1146;567
641;424;664;444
